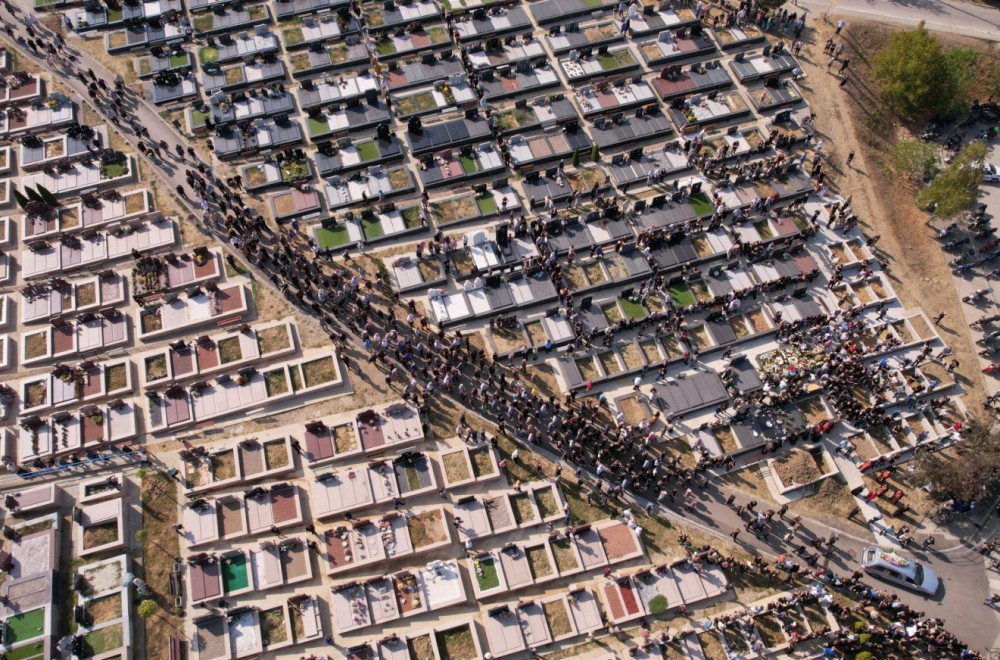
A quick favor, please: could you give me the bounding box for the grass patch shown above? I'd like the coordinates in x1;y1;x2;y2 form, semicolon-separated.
217;337;242;365
619;297;646;320
473;556;499;591
534;488;560;519
317;224;350;249
198;47;219;64
470;447;494;477
361;215;384;240
510;493;536;524
356;140;380;162
526;545;553;579
264;370;289;397
543;600;572;637
408;509;447;548
5;609;45;643
551;539;578;573
307;116;329;136
442;451;472;483
688;192;713;216
260;607;288;646
257;326;290;354
83;522;119;549
460;154;481;174
435;625;477;660
668;282;696;306
475;194;497;214
301;356;337;387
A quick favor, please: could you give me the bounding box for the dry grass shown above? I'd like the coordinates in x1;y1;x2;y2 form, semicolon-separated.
442;451;472;483
408;509;447;547
139;472;182;660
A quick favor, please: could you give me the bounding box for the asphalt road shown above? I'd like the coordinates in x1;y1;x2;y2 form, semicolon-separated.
797;0;1000;40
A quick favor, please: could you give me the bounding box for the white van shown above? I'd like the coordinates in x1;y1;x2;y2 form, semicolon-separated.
861;547;939;595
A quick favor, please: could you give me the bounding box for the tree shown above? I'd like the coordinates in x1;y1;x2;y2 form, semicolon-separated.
873;22;977;116
23;186;42;203
914;418;1000;502
571;147;580;168
11;189;27;211
35;184;58;207
916;141;986;218
136;599;158;619
892;139;937;182
591;143;600;162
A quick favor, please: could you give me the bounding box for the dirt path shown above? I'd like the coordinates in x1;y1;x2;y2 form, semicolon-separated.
795;17;989;410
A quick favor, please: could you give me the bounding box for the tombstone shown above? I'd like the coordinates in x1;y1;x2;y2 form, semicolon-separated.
629;147;643;161
525;170;540;184
495;224;509;247
611;154;625;166
584;210;600;222
734;52;744;62
762;44;771;57
671;190;682;202
689;93;702;105
365;88;380;105
727;124;739;135
690;181;702;195
580;296;592;310
633;199;646;212
774;110;792;123
421;53;436;65
254;23;269;36
492;178;508;189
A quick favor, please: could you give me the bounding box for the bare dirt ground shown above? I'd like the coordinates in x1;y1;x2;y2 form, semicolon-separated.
796;17;995;410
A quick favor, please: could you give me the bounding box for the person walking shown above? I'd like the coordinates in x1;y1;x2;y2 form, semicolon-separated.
934;312;946;325
846;151;855;167
836;19;845;34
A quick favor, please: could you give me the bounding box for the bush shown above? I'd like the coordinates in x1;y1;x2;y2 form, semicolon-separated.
571;147;580;168
136;468;147;480
647;595;667;615
854;621;866;633
137;600;158;619
591;144;600;162
858;633;872;645
855;653;872;660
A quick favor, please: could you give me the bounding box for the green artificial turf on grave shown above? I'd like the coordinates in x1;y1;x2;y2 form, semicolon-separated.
356;141;379;162
5;609;45;644
668;283;696;307
317;225;349;248
688;192;713;217
221;554;249;593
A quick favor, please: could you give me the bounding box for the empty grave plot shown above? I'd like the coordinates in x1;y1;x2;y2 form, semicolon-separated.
754;614;785;648
261;606;288;647
281;544;310;580
598;524;638;561
774;448;824;486
551;539;578;573
801;599;829;631
619;342;644;370
220;498;245;536
265;369;290;396
86;593;122;626
407;633;434;660
543;600;572;638
238;444;265;475
435;624;477;660
510;493;536;525
218;337;243;364
492;327;525;354
333;425;358;454
105;364;128;391
442;451;472;483
212;452;238;482
525;321;547;347
301;356;338;388
722;626;749;653
408;509;447;548
84;623;123;656
526;545;553;579
533;487;560;519
699;631;728;659
264;440;290;469
712;424;738;454
619;395;649;426
797;396;829;424
83;521;119;549
258;326;292;355
145;355;168;381
289;600;306;639
469;447;495;478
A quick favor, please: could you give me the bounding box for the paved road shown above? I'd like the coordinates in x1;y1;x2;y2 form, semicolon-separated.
798;0;1000;40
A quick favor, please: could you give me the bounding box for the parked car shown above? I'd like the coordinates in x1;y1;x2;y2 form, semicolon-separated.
983;162;1000;182
861;547;939;595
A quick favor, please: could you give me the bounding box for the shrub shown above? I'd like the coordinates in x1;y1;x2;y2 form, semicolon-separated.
859;633;872;645
855;653;872;660
647;595;667;615
137;600;158;619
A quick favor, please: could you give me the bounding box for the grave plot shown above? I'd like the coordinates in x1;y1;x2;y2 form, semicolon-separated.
451;6;533;41
390;255;446;293
257;538;314;590
606;141;691;187
712;23;766;49
324;508;450;575
477;63;562;102
483;606;527;658
573;80;657;119
465;37;547;71
289;41;369;77
372;23;451;60
150;72;199;105
729;49;798;83
626;4;700;35
560;46;640;83
355;403;424;453
0;74;42;105
271;0;348;19
191;615;230;660
104;23;184;53
530;0;617;25
78;473;124;505
188;552;251;605
323;167;416;210
136;284;248;341
668;90;752;131
227;608;262;657
142;322;292;388
385;56;467;94
22;217;175;280
15;402;137;464
0;100;74;138
296;73;380;111
507;129;590;170
417;142;505;189
440;444;499;489
77;499;125;557
539;594;577;642
19;128;106;174
240;154;313;193
306;99;393;142
7;514;60;578
281;13;358;50
521;165;610;204
213;117;303;160
517;602;552;648
406;115;495;157
362;0;441;30
198;29;278;67
310;453;436;519
546;21;621;56
301;420;361;465
590;106;675;150
201;53;285;95
184;89;295;135
466;533;606;596
191;4;270;36
746;78;804;112
601;577;645;625
640;29;716;67
24;193;147;242
331;559;465;633
5;483;58;515
18;359;134;416
133;249;221;302
315;135;404;176
491;96;579;136
184;436;294;494
136;49;194;79
20;312;127;365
